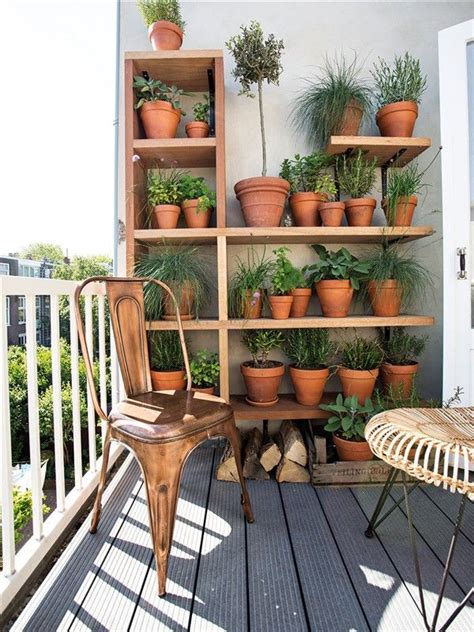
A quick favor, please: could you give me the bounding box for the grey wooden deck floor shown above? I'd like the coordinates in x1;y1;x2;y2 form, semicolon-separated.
11;444;474;632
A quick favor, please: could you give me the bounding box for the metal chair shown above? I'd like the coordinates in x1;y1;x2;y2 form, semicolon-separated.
75;276;253;597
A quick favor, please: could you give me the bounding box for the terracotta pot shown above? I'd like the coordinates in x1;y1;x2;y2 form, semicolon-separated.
242;290;263;319
185;121;209;138
315;280;354;318
192;385;215;395
368;280;402;317
289;288;312;317
338;367;379;405
151;368;186;391
289;365;329;406
289;192;326;226
268;295;294;320
383;195;418;227
332;100;363;136
140;100;181;139
162;281;195;320
240;361;285;406
319;201;345;227
344;198;376;227
381;362;419;399
234;177;290;227
376;101;418;137
152;204;181;229
148;20;183;51
182;199;212;228
333;434;373;461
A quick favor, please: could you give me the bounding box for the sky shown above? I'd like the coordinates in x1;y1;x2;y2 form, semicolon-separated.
1;0;117;259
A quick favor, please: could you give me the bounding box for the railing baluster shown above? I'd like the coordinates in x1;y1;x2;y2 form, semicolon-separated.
97;294;107;443
84;295;97;471
50;295;65;512
69;296;83;490
110;318;119;408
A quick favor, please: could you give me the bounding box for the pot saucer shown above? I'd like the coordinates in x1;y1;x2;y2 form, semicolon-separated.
245;396;279;407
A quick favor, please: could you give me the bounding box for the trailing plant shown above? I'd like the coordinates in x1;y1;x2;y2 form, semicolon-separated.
228;249;274;317
279;152;333;194
133;76;187;112
136;0;185;30
321;394;381;441
147;169;185;211
192;95;210;122
149;331;184;371
340;336;384;371
241;329;284;368
336;149;377;198
270;247;301;295
226;21;284;176
190;350;220;387
308;245;371;289
371;52;427;108
380;328;427;365
179;175;216;212
284;328;336;369
291;53;372;148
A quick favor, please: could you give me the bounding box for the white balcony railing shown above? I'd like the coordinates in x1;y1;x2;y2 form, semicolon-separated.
0;276;122;612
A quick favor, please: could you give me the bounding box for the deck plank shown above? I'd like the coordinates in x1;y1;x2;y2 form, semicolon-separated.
421;486;474;543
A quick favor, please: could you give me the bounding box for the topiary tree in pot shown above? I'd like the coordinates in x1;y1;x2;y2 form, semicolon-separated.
136;0;185;51
226;21;289;227
379;328;427;398
240;329;285;406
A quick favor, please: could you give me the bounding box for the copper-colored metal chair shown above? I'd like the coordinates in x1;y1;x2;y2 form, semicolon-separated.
75;277;253;597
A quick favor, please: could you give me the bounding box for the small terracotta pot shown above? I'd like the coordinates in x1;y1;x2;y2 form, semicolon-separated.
182;199;212;228
148;20;183;51
333;434;373;461
383;195;418;227
289;365;329;406
338;367;379;405
289;288;312;317
192;385;215;395
240;361;285;406
381;362;419;399
332;100;363;136
185;121;209;138
319;201;345;227
268;295;294;320
376;101;418;137
140;100;181;139
234;177;290;227
368;280;402;317
242;290;263;319
315;280;353;318
150;368;186;391
152;204;181;229
162;281;195;320
344;198;376;227
289;192;326;226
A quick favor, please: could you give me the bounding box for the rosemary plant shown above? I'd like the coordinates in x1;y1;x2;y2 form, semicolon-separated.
371;52;427;108
340;336;384;371
284;329;336;369
380;328;427;365
136;0;185;30
336;149;377;198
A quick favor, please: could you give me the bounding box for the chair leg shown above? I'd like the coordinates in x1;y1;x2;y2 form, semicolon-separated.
90;425;112;534
225;419;254;524
365;467;398;538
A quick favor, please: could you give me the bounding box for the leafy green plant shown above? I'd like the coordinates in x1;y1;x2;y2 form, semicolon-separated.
381;328;427;365
228;249;274;317
269;247;301;295
308;245;371;290
192;95;209;122
284;329;336;369
147;169;185;211
190;350;220;387
226;21;284;176
279;152;333;194
9;488;50;544
133;75;187;112
242;329;284;368
136;0;185;30
340;336;384;371
336;149;377;198
314;174;337;199
149;330;184;371
291;53;372;148
179;175;216;212
371;52;427;108
321;394;381;441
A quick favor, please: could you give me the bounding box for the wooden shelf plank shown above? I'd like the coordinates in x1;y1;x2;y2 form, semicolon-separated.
133;138;216;167
231;393;334;421
326;136;432;167
146;319;222;331
227;316;435;329
135;228;220;245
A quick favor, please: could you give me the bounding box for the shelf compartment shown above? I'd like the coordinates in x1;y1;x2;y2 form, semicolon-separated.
231;393;334;421
227;316;435;329
146;319;222;331
135;228;220;245
326;136;431;167
133;138;216;167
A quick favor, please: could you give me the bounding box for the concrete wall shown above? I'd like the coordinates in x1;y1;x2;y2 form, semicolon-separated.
118;1;473;400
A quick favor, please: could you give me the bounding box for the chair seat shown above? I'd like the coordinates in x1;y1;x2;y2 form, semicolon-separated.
365;407;474;498
109;390;233;444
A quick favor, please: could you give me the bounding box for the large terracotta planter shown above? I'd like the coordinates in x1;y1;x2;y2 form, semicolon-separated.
383;195;418;227
344;198;376;227
338;367;379;404
315;280;354;318
192;385;215;395
289;192;326;226
140;100;181;139
182;199;212;228
319;201;345;227
368;280;402;317
242;290;263;319
234;177;289;227
289;365;329;406
151;368;186;391
381;362;419;398
376;101;418;137
240;361;285;406
289;288;312;317
268;295;293;320
162;281;195;320
332;101;363;136
148;20;183;51
152;204;181;229
185;121;209;138
333;434;373;461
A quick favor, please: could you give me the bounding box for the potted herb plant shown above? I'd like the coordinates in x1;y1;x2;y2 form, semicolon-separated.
320;394;380;461
226;22;289;227
317;176;345;227
291;53;372;148
190;350;220;394
308;245;371;318
268;247;301;319
338;336;384;404
240;329;285;406
371;52;427;137
289;265;312;318
149;330;186;390
336;149;378;226
229;249;274;319
380;328;427;398
133;75;186;139
383;162;428;226
135;245;210;320
284;329;336;406
179;174;216;228
186;95;210;138
136;0;185;51
147;168;184;229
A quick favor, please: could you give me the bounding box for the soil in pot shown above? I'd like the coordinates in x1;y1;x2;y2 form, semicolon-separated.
319;201;345;227
152;204;181;229
191;385;215;395
344;198;376;227
182;199;212;228
381;362;419;399
268;295;293;319
338;367;379;405
185;121;209;138
289;192;326;226
289;365;329;406
332;100;363;136
162;282;195;320
315;280;353;318
148;20;183;51
241;361;285;406
140;100;181;139
368;280;402;317
151;368;186;391
289;288;311;317
333;433;373;461
234;177;289;227
383;195;417;227
376;101;418;137
242;290;263;319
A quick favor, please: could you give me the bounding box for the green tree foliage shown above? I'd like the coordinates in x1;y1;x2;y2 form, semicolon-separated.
19;243;65;264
